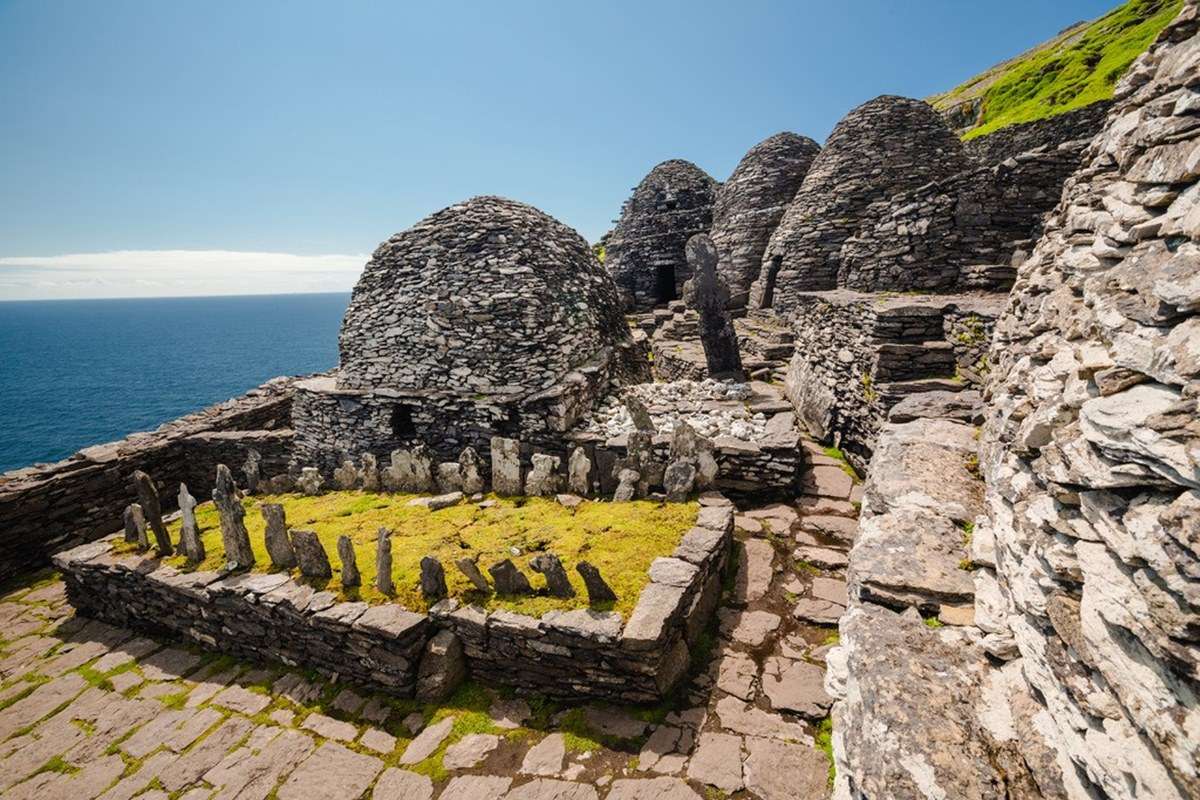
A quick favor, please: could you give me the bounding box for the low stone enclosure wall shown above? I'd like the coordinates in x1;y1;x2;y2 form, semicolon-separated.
784;290;1003;472
0;377;299;585
961;100;1112;165
54;501;734;703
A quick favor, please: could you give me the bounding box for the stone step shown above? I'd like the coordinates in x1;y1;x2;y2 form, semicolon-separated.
873;341;957;382
875;377;966;407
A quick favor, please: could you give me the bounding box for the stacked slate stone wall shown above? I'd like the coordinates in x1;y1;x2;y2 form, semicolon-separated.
962;100;1112;165
749;96;969;315
838;140;1090;292
56;542;430;694
0;377;298;585
54;504;733;703
710;133;820;309
980;6;1200;797
785;291;1003;472
606;160;718;311
338;196;640;396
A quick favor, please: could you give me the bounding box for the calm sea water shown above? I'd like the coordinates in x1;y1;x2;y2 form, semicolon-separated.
0;293;349;473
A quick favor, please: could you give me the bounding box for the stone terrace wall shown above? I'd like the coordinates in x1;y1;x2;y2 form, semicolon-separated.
963;100;1112;165
785;291;1003;472
606;160;718;312
54;504;733;703
838;140;1090;293
749;96;969;315
0;377;298;585
710;133;820;309
980;5;1200;797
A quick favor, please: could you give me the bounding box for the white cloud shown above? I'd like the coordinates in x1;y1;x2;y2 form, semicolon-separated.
0;249;368;301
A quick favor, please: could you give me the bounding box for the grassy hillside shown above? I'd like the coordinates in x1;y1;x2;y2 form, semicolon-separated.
931;0;1183;140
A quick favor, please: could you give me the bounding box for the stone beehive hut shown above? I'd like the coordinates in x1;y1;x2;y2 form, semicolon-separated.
606;159;718;311
749;96;969;314
710;132;821;310
293;196;647;469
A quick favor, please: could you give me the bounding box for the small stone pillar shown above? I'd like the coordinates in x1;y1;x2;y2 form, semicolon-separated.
459;447;485;495
436;462;463;493
177;483;206;563
333;459;358;490
490;437;522;496
123;503;148;550
242;449;262;494
337;535;360;588
359;453;381;492
524;454;561;496
455;557;490;592
291;530;332;579
376;527;394;595
613;468;640;502
420;556;448;600
686;233;747;381
530;554;575;598
260;503;297;570
663;461;697;502
213;464;255;570
488;559;532;595
297;467;324;495
577;561;618;604
567;447;593;496
132;470;173;556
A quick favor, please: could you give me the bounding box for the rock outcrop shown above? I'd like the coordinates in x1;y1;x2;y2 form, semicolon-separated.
710;133;820;309
980;4;1200;797
606;160;718;311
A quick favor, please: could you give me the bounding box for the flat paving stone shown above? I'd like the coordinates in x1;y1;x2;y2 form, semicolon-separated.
360;727;397;755
372;767;434;800
203;727;315;800
761;657;833;720
637;724;687;774
801;466;855;499
444;733;500;769
504;778;599;800
0;672;87;738
400;715;454;764
811;576;849;606
138;648;202;681
440;775;513;800
521;732;566;776
743;735;831;800
733;539;775;605
800;514;858;544
212;685;271;715
719;609;782;647
716;651;758;701
685;731;744;792
277;741;383;800
792;598;845;625
793;546;849;570
302;712;358;742
714;696;812;744
605;776;702;799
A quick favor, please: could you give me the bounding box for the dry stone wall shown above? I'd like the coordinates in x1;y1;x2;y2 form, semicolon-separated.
980;5;1200;797
606;160;718;311
710;133;820;309
0;377;298;585
962;100;1113;165
749;96;969;314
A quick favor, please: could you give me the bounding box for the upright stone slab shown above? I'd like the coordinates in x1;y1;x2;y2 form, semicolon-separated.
437;462;463;493
291;530;332;579
383;447;435;493
568;447;593;496
623;393;656;432
176;482;206;563
671;420;719;488
663;460;697;502
376;527;394;595
260;502;297;570
420;556;448;600
524;454;561;496
488;559;533;595
338;535;361;588
242;449;262;494
490;437;522;496
577;561;618;605
359;453;381;492
455;558;491;592
132;470;173;555
123;503;148;550
459;447;485;495
613;468;640;502
297;467;324;496
530;554;575;598
333;459;358;490
686;234;746;381
213;464;255;570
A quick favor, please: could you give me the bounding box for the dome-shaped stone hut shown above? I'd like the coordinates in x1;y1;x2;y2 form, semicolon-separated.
749;96;968;314
710;132;821;310
292;196;648;469
606;160;718;312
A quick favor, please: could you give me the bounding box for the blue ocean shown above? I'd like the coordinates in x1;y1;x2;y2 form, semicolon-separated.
0;293;349;473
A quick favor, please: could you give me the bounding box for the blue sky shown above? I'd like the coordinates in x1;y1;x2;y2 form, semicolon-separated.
0;0;1122;299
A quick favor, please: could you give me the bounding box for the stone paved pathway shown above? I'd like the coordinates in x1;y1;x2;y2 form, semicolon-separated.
0;449;858;800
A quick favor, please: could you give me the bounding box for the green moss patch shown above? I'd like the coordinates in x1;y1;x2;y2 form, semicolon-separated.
153;492;696;617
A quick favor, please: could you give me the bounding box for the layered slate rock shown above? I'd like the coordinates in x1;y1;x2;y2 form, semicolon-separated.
749;96;968;314
710;132;820;309
606;160;718;311
980;6;1200;798
339;196;637;395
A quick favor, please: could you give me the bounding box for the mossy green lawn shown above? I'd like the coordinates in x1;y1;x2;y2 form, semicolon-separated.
937;0;1182;139
157;492;697;618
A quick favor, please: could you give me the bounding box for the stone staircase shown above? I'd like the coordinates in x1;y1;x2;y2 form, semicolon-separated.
646;303;796;383
867;303;966;413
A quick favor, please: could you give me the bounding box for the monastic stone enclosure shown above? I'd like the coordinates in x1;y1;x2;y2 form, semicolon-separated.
749;96;968;313
710;133;821;310
293;196;648;469
606;160;718;311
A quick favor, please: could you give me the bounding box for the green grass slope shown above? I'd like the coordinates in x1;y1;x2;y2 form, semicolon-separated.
931;0;1182;139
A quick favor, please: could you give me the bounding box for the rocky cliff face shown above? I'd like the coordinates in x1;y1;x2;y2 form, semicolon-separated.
981;2;1200;797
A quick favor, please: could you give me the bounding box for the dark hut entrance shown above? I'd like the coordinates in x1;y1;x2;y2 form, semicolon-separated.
655;262;677;304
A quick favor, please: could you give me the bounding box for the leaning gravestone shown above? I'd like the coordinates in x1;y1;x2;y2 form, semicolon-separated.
686;233;747;380
531;554;575;598
455;557;491;592
291;530;332;579
577;561;618;604
123;503;148;550
623;393;657;432
213;464;255;570
176;483;206;563
490;437;522;496
376;527;394;595
420;556;448;600
489;559;533;595
260;503;297;569
338;535;360;588
132;470;173;556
